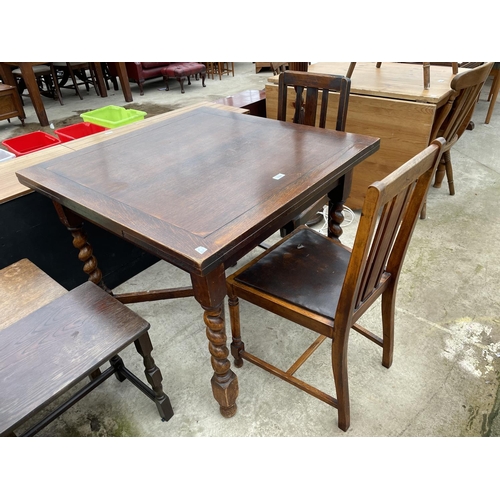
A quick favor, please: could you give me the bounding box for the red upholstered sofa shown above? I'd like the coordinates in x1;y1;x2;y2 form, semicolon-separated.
108;62;172;95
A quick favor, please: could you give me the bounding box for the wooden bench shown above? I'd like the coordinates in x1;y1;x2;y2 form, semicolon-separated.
0;259;173;437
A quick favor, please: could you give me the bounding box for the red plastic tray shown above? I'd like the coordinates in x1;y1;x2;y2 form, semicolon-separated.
2;131;61;156
54;122;109;143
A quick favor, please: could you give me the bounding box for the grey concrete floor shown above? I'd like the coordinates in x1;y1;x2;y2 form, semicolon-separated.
2;63;500;439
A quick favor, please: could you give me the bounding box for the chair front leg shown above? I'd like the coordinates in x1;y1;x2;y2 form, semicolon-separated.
331;326;350;431
227;286;245;368
381;286;397;369
419;198;427;219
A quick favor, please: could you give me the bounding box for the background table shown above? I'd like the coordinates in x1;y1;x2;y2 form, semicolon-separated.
16;105;379;418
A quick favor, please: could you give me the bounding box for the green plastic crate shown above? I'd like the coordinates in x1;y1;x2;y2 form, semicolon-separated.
80;105;147;129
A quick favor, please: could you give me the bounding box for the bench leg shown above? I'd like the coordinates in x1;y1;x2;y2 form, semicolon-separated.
89;368;102;381
163;75;170;91
134;333;174;421
110;355;127;382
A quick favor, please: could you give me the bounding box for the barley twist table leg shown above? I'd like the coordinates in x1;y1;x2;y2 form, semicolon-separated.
327;174;352;240
191;264;239;417
203;304;238;418
69;228;103;285
52;202;110;292
328;198;345;239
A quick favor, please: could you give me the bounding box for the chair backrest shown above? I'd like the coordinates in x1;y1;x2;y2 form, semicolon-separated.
270;62;288;75
277;70;351;131
338;138;445;318
430;62;494;144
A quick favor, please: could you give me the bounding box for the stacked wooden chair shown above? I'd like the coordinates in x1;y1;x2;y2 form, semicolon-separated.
420;61;494;218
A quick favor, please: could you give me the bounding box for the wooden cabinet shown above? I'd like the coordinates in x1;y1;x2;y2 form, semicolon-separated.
0;83;25;125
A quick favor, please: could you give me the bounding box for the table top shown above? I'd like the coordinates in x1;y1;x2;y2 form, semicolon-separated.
16;106;379;276
268;62;467;105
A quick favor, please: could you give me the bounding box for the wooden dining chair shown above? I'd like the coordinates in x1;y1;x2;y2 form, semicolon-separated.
277;70;351;234
419;62;494;218
0;259;173;437
227;138;445;432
